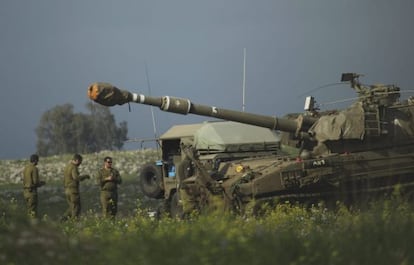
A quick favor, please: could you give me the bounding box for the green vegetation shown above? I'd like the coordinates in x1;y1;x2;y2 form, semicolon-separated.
1;194;413;265
1;151;414;264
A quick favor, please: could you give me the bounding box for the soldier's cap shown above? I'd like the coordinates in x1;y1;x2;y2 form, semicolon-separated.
30;154;39;163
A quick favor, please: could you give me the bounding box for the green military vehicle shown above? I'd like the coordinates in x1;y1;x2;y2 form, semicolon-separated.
88;73;414;216
138;120;287;216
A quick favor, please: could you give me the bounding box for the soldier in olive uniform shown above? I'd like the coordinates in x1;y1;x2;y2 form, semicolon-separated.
61;154;90;221
23;154;46;218
97;156;122;218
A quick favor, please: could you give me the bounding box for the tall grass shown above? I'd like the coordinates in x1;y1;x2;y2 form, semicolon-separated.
1;192;413;265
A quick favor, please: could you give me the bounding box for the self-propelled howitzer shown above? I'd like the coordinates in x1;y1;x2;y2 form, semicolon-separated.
88;73;414;216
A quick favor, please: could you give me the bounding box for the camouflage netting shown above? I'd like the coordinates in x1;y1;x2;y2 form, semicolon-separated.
309;102;365;142
309;101;414;142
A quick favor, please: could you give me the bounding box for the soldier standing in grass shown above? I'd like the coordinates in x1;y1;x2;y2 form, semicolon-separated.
61;154;90;221
23;154;46;218
97;156;122;218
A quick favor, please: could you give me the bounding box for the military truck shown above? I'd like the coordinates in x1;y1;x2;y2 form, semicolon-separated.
139;121;287;216
87;73;414;216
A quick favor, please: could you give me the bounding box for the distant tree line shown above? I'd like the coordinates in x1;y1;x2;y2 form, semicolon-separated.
36;102;128;156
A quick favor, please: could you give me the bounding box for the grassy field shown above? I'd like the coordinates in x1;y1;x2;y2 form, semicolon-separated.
1;150;414;264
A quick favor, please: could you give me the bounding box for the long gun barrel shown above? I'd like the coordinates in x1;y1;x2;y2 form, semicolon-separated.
88;82;316;133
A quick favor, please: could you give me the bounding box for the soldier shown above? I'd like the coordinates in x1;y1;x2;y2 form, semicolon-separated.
23;154;46;218
96;156;122;218
61;154;90;221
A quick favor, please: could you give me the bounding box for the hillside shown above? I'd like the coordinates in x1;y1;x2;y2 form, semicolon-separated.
0;149;159;184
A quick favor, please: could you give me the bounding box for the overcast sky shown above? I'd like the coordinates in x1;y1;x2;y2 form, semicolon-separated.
1;0;413;160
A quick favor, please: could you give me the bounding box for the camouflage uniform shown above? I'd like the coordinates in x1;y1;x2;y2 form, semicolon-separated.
22;155;45;218
62;155;89;220
97;158;122;218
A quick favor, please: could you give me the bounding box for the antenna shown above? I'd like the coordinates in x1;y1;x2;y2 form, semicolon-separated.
144;61;158;139
242;48;246;112
144;61;161;155
297;82;346;98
